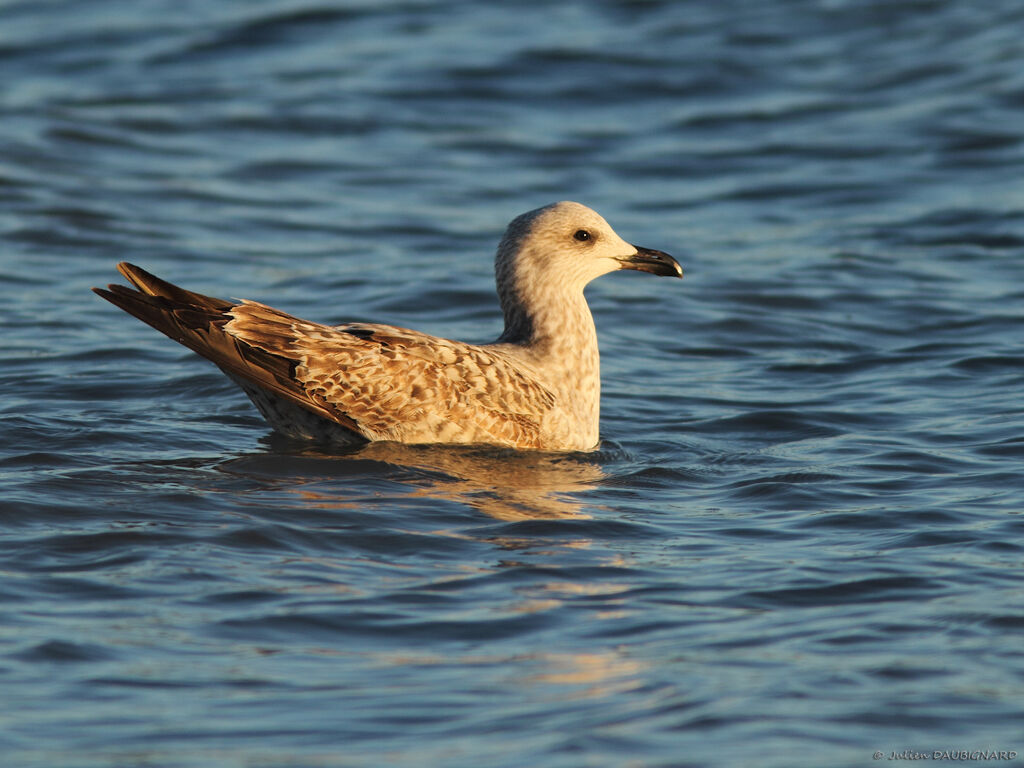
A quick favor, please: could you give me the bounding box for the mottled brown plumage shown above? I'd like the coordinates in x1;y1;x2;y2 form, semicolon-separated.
93;202;681;451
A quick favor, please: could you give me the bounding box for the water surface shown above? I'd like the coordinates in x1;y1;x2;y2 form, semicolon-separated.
2;1;1024;766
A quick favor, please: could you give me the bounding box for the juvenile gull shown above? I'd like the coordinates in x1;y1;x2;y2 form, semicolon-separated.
93;201;682;451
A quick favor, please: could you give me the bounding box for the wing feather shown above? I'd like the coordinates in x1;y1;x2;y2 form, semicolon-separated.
94;263;558;447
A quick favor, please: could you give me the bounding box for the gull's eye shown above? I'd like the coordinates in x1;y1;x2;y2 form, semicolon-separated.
573;229;592;242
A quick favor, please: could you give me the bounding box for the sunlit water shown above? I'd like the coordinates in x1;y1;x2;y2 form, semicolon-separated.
2;1;1024;766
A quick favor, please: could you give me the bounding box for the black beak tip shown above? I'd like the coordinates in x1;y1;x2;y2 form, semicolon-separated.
623;246;683;278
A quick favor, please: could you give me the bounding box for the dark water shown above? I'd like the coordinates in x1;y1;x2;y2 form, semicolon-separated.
2;1;1024;766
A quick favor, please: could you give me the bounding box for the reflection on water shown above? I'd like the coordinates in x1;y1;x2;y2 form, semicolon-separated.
360;442;606;521
219;439;607;521
523;650;649;700
369;647;648;702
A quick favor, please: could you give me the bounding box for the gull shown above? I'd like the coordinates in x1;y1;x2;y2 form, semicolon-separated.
93;201;682;451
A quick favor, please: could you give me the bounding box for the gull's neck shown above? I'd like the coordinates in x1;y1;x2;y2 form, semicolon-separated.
495;273;602;447
496;268;596;353
495;269;601;423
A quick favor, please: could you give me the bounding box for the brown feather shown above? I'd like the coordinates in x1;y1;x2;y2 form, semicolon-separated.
93;264;558;447
93;265;365;439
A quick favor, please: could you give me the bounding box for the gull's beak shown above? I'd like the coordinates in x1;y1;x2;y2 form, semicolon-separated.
618;246;683;278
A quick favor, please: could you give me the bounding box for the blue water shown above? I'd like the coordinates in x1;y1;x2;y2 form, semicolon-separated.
2;1;1024;766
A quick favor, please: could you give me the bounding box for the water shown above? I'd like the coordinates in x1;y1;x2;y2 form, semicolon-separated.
2;1;1023;765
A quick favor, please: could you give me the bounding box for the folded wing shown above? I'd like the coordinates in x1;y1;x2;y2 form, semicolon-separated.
94;263;556;447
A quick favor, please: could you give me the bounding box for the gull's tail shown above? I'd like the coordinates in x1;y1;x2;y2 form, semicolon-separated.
92;262;301;402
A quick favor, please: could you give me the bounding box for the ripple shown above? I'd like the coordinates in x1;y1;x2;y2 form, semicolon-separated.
742;575;945;609
11;639;117;664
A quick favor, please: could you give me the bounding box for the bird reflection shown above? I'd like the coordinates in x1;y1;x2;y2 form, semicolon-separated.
361;442;606;520
220;438;609;521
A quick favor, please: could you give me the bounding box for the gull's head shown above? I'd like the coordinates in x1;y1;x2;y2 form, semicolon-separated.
496;201;682;293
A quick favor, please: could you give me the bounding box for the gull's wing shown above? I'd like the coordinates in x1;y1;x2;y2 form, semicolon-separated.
94;262;556;447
